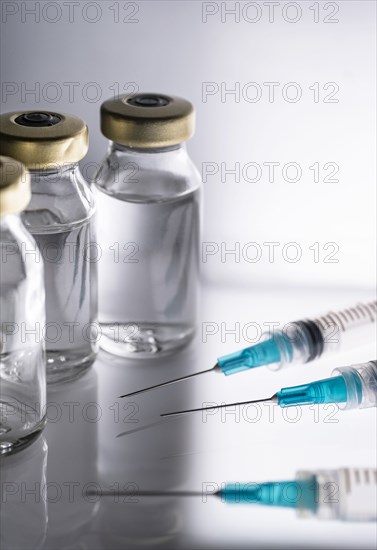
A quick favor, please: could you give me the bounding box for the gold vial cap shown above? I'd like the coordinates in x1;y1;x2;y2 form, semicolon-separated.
0;111;88;169
0;156;31;217
100;93;195;148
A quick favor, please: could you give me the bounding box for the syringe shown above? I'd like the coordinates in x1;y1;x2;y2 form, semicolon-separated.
160;360;377;416
92;467;377;522
119;300;376;398
214;467;377;522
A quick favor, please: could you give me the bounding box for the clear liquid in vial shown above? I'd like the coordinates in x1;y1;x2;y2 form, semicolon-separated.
32;221;98;383
0;346;46;453
97;189;200;356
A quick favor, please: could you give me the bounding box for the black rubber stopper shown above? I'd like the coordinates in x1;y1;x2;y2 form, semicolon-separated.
294;320;325;362
127;94;170;108
15;112;61;127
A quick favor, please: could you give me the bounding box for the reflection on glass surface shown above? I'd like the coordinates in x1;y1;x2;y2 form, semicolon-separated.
93;345;196;549
42;368;99;549
0;435;48;550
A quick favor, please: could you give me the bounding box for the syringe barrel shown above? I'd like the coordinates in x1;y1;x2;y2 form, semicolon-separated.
296;468;377;521
268;300;376;370
313;301;377;355
332;360;377;410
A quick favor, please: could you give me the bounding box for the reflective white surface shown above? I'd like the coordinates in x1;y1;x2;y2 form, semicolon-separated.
1;284;376;549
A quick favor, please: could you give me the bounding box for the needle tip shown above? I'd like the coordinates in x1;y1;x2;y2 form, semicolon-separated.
119;366;217;399
160;410;190;418
118;388;149;399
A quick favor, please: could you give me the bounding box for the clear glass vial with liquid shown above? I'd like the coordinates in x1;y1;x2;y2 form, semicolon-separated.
0;112;98;383
95;93;201;357
0;156;46;454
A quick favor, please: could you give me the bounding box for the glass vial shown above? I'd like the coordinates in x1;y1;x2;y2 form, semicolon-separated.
0;156;46;454
0;112;98;383
95;93;201;357
0;435;48;549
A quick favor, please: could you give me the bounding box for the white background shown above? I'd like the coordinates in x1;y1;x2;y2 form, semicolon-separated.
1;0;376;289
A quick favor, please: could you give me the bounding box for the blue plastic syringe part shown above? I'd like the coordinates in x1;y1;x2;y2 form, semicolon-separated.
91;467;377;521
217;479;317;512
217;300;376;375
217;331;293;375
217;467;377;522
161;361;377;416
278;360;377;409
119;301;376;398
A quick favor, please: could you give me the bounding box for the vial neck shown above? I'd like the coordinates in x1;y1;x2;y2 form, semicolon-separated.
29;163;80;183
110;142;185;155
